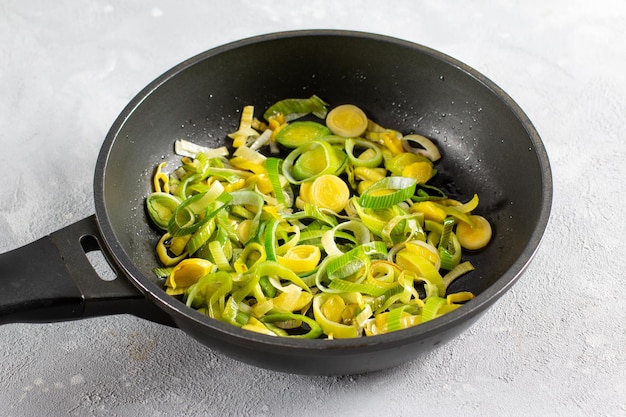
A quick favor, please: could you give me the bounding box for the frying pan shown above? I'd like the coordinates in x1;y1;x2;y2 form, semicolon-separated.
0;30;552;375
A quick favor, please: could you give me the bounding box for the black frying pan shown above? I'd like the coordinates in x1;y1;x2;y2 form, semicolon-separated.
0;30;552;375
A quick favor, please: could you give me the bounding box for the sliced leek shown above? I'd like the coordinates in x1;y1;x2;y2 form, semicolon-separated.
274;121;331;148
145;95;492;339
263;95;329;122
358;176;417;209
146;192;181;230
326;104;368;138
456;214;492;250
308;174;350;214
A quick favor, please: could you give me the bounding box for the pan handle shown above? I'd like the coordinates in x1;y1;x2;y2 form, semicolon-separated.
0;215;174;326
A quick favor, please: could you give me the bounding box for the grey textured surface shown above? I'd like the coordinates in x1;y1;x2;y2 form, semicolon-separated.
1;1;625;416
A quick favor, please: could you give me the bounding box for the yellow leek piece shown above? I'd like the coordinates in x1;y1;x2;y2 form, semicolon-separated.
277;245;321;273
233;242;266;272
404;240;440;266
454;193;480;214
251;299;274;317
274;121;331;148
355;180;372;196
261;205;282;220
297;180;313;204
223;178;246;193
456;214;492;250
169;234;191;256
245;173;273;195
236;219;253;243
234;145;267;165
291;145;331;180
241;317;277;336
269;116;287;140
386;152;430;176
156;233;188;267
359;147;378;161
267;113;285;128
368;260;401;287
308;174;350;213
401;161;434;184
272;288;313;312
394;251;446;296
321;294;345;323
228;105;258;147
437;303;462;315
326;104;368;138
230;156;267;175
442;260;475;287
397;270;424;305
410;201;447;223
251;118;268;131
153;161;169;193
313;294;359;339
382;131;404;154
371;310;421;335
165;258;214;290
354;166;387;182
447;291;475;304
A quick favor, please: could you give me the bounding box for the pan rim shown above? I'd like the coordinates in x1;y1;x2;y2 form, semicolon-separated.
93;29;552;351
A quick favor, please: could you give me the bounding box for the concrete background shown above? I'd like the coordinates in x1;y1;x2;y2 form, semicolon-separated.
1;1;625;416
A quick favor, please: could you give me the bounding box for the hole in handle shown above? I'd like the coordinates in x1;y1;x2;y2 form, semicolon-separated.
80;235;118;282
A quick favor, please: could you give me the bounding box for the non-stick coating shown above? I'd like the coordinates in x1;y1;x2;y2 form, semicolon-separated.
95;31;551;374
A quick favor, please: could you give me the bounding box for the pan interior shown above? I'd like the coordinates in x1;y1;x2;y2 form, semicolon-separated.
98;32;547;321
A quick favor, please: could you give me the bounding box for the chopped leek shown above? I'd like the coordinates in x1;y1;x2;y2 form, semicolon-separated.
402;134;441;162
144;95;492;339
174;139;229;159
263;95;329;122
274;121;331;148
326;104;368;138
146;192;181;230
283;140;347;183
308;174;350;214
456;214;492;250
358;176;417;209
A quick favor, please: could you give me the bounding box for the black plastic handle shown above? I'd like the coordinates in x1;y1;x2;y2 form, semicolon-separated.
0;215;174;326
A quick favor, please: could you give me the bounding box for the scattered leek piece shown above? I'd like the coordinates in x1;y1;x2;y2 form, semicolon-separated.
308;174;350;214
153;162;170;193
174;139;229;159
263;95;329;122
277;245;321;274
443;261;475;288
326;104;368;138
344;138;383;168
261;313;323;339
283;140;346;183
456;214;492;250
146;192;181;230
438;217;461;270
358;176;417;209
228;105;258;147
313;293;360;339
165;258;215;291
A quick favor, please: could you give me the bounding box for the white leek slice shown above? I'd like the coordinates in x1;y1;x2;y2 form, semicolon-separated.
174;139;229;159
